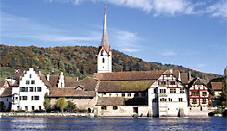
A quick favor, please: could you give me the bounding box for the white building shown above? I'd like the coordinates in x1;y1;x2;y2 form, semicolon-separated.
148;69;189;117
11;68;49;111
94;69;190;117
97;6;112;73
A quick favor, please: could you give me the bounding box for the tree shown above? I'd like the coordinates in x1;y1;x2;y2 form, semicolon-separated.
66;101;76;112
43;93;51;112
220;67;227;107
56;98;67;113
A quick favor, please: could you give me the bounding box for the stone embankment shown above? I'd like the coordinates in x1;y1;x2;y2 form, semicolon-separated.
0;112;94;118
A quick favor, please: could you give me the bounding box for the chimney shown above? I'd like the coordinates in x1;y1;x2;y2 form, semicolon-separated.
188;70;192;81
178;71;181;81
46;73;50;81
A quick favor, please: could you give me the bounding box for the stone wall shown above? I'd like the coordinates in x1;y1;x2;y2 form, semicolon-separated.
95;106;149;117
50;97;96;110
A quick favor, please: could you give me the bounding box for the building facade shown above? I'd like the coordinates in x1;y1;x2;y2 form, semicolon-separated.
11;68;49;111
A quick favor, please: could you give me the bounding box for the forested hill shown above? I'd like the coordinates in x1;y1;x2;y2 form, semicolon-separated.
0;44;221;80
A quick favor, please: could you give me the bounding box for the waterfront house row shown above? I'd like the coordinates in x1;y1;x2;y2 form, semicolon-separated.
0;67;214;117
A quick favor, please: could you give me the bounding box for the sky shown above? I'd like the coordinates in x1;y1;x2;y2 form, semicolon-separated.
0;0;226;75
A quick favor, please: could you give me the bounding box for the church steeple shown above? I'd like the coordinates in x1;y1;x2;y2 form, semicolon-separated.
97;6;112;73
100;6;110;53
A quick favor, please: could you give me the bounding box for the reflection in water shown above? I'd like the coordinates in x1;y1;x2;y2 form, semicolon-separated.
0;117;226;131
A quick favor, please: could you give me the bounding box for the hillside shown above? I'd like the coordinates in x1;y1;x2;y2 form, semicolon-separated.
0;44;221;80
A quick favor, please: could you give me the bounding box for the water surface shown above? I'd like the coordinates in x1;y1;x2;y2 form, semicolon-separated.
0;117;226;131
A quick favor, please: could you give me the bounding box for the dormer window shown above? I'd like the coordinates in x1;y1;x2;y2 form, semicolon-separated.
29;74;32;78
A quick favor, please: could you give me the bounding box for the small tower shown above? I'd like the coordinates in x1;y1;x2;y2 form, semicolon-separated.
97;6;112;73
58;72;65;88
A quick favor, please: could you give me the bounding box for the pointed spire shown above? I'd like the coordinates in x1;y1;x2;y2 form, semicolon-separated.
101;6;110;53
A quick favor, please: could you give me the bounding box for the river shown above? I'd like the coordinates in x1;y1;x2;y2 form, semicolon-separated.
0;117;226;131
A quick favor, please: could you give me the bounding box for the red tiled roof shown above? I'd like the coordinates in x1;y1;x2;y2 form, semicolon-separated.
211;82;222;91
0;87;12;97
98;80;155;92
49;88;95;97
94;70;165;81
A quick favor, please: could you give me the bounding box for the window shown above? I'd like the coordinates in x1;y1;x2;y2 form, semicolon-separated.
154;88;157;93
26;80;30;84
102;58;105;63
37;87;42;92
170;89;176;93
170;81;175;85
15;97;18;100
101;50;104;56
142;92;146;97
202;92;207;96
159;89;166;93
101;106;106;110
31;96;34;100
29;87;34;92
179;98;183;102
192;99;197;104
166;74;170;77
22;96;27;100
192;91;199;96
17;106;20;110
113;106;118;110
180;89;184;93
39;106;42;110
134;93;138;97
152;98;158;102
25;106;28;111
20;87;26;92
160;98;167;102
128;93;131;97
31;80;35;84
122;93;125;97
29;74;32;78
202;99;206;104
34;96;39;100
160;81;167;85
168;98;172;102
32;106;35;110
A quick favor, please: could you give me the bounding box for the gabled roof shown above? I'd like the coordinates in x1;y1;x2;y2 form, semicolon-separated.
94;70;165;81
96;97;148;106
96;97;124;106
211;82;222;91
0;78;5;87
0;87;12;97
98;80;155;92
49;88;95;98
79;77;97;91
38;74;53;88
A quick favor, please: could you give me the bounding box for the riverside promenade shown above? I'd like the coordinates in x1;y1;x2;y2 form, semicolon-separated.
0;112;94;118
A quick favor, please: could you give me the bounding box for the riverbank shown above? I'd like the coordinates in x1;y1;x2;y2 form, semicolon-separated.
0;112;94;118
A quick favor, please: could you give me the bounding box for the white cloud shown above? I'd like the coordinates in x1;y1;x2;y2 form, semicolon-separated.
110;29;143;52
196;63;207;68
0;12;100;44
207;0;227;18
161;50;177;56
48;0;196;16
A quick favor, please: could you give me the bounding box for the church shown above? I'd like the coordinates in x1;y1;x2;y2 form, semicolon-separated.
0;7;211;117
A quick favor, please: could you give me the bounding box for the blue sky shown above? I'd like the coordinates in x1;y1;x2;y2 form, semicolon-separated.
0;0;226;75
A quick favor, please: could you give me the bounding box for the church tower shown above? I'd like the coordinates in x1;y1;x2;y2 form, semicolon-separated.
97;6;112;73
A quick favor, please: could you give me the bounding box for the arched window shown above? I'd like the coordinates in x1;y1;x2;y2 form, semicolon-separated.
101;50;104;56
102;58;105;63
